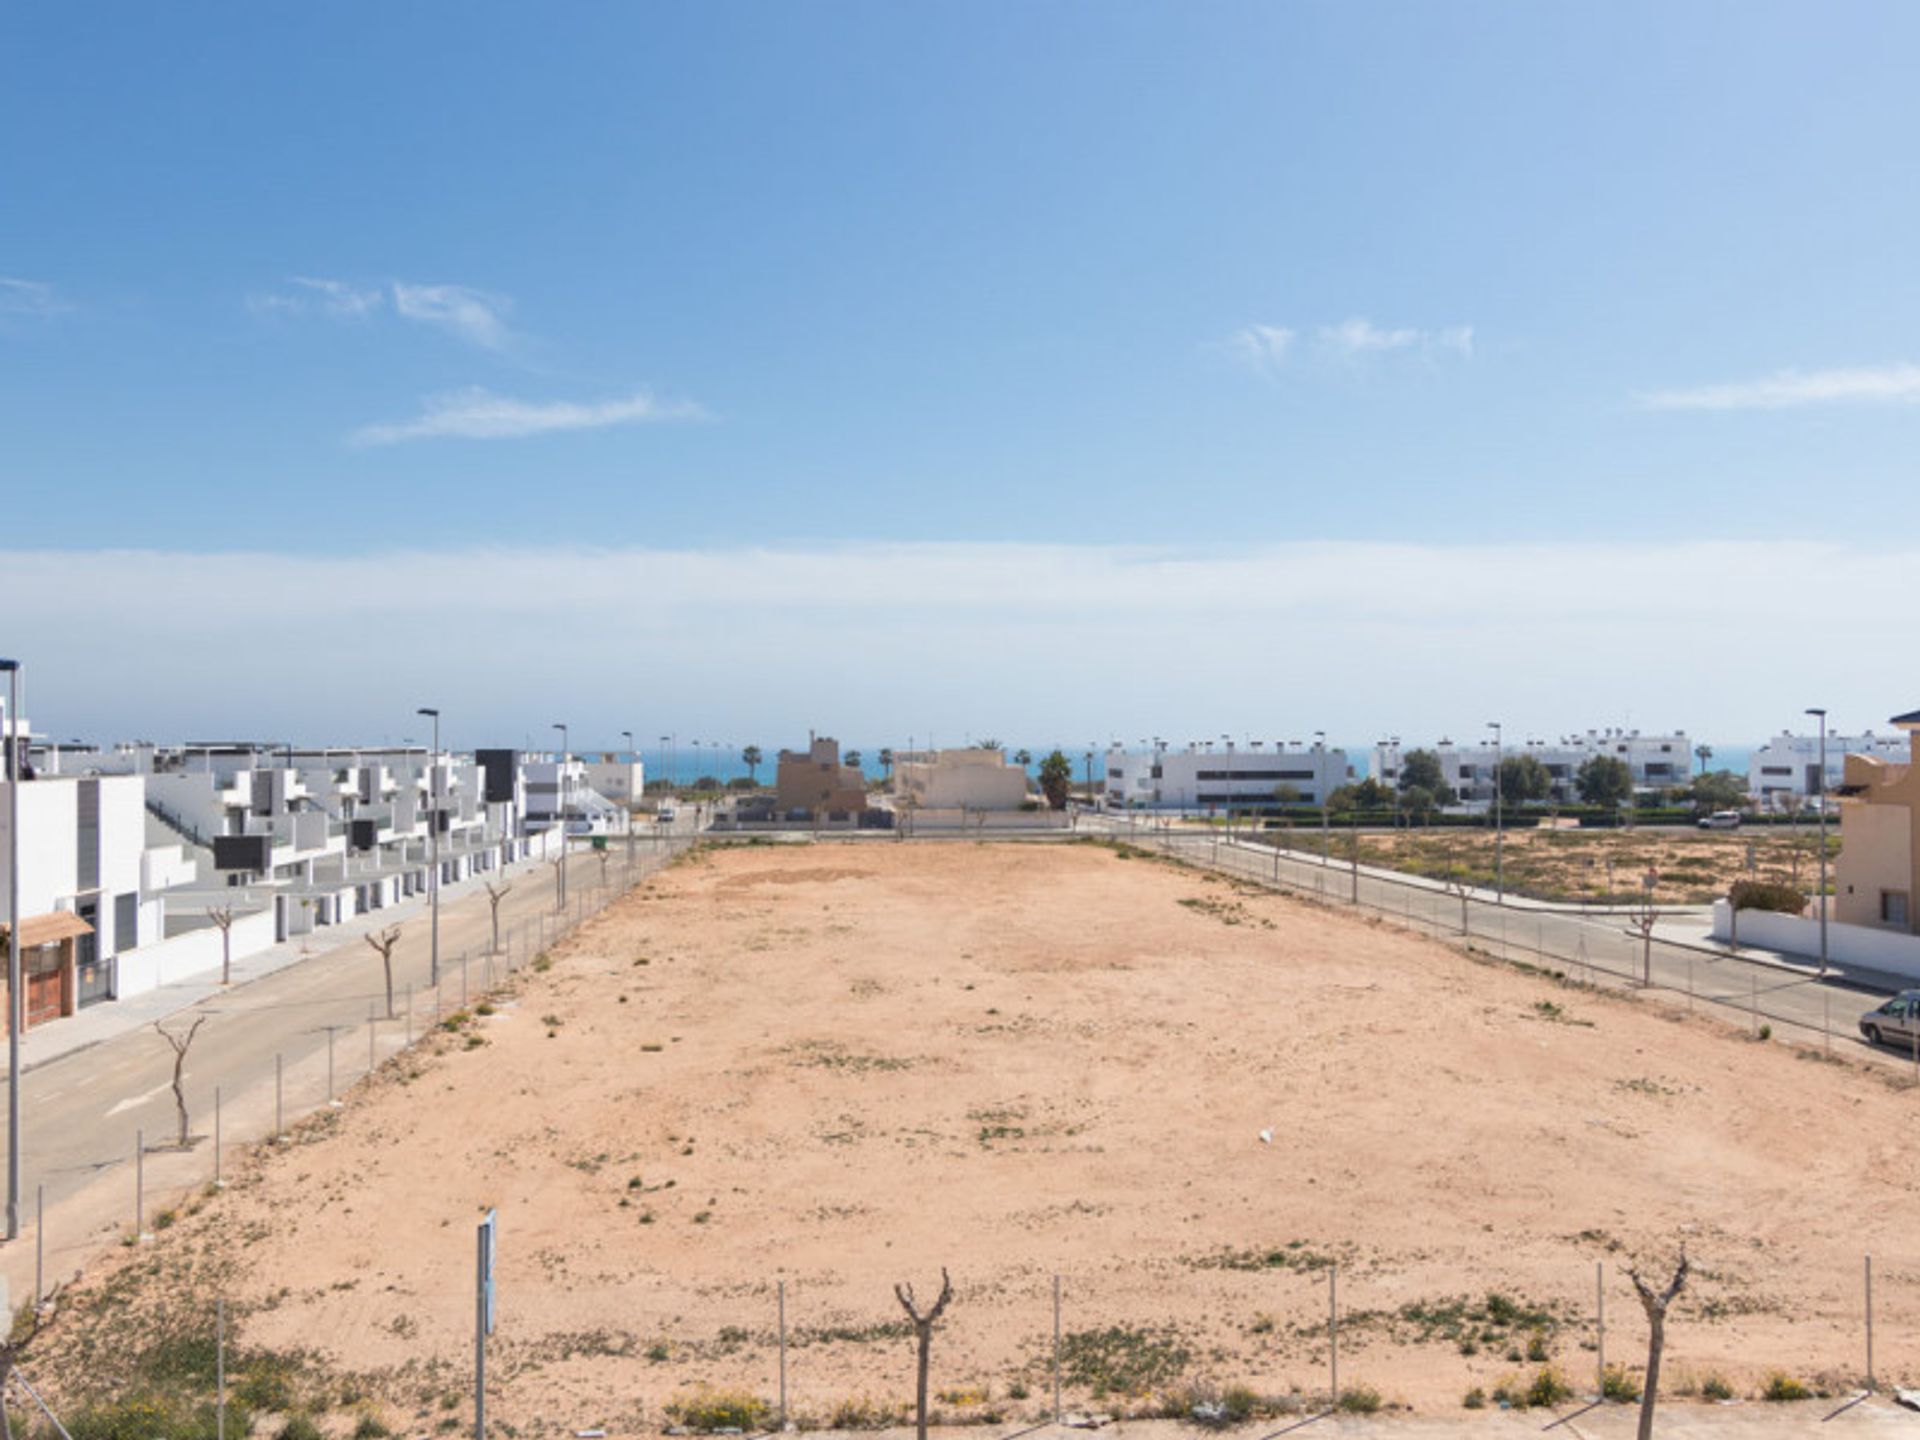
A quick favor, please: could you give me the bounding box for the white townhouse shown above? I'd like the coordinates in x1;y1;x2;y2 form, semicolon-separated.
893;748;1032;810
1102;739;1349;812
1372;729;1692;805
1749;730;1910;810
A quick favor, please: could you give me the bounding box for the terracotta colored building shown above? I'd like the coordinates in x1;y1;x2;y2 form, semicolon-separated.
774;737;868;817
1834;709;1920;934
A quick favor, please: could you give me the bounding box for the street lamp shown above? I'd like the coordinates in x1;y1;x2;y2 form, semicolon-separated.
553;723;569;906
1488;721;1504;903
1;657;20;1241
1314;730;1329;862
1807;707;1829;976
416;709;441;986
621;731;636;863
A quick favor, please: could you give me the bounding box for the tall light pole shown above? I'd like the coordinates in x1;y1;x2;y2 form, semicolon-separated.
552;724;569;906
1488;721;1504;903
417;709;441;986
621;731;636;864
659;735;672;796
1807;707;1829;976
2;658;20;1241
1315;730;1329;862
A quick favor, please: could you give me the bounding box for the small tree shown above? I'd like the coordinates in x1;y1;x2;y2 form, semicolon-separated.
1037;751;1073;810
484;879;511;954
1694;742;1713;776
894;1269;954;1440
154;1016;207;1149
1628;1249;1689;1440
1626;872;1659;984
1689;769;1747;813
845;749;863;771
1577;754;1635;809
741;744;763;784
1398;784;1436;826
1496;754;1552;806
879;747;894;780
365;925;402;1019
1273;782;1303;807
208;905;236;985
1012;748;1032;768
1398;748;1457;805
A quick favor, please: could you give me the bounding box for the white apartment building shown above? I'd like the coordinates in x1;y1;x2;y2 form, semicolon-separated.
1103;741;1349;812
893;748;1032;810
520;754;631;838
581;755;645;809
1372;729;1692;805
1749;730;1910;810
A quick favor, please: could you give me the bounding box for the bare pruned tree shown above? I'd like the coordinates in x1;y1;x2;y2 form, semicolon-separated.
154;1016;208;1148
483;879;511;955
1439;836;1472;934
208;905;236;985
365;925;402;1019
894;1268;954;1440
1626;870;1660;985
1628;1248;1689;1440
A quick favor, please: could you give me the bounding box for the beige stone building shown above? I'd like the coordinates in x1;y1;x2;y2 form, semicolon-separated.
774;736;868;817
893;748;1032;810
1834;708;1920;933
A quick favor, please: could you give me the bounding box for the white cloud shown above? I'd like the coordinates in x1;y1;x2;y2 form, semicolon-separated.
351;386;706;445
1638;364;1920;412
1318;317;1473;359
0;539;1908;746
391;282;511;349
248;276;384;320
1226;324;1295;375
0;278;63;318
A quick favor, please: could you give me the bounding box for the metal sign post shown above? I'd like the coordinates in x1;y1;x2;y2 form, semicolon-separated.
476;1209;497;1440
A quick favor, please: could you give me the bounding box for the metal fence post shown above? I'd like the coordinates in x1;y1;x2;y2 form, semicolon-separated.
1328;1263;1339;1408
1595;1261;1605;1395
778;1280;788;1429
407;984;414;1049
135;1128;145;1238
1053;1273;1063;1422
275;1052;283;1139
215;1085;223;1187
217;1296;228;1440
327;1027;337;1104
1866;1254;1875;1391
462;954;469;1008
34;1183;43;1312
369;1001;377;1074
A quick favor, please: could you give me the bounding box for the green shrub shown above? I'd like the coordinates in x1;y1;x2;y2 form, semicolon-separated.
1336;1386;1381;1414
666;1388;772;1431
1730;879;1806;915
66;1395;253;1440
1462;1387;1486;1410
1762;1372;1811;1401
1525;1329;1549;1361
1701;1374;1734;1401
353;1416;393;1440
1526;1366;1574;1408
277;1418;323;1440
1601;1366;1642;1403
824;1395;899;1430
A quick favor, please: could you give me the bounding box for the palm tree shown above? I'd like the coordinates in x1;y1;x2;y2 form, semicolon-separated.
879;747;894;780
845;749;864;771
1013;748;1032;767
1694;743;1712;777
742;744;763;784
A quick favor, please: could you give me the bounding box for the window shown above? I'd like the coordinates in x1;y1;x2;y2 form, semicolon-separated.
1882;891;1910;928
1761;766;1791;777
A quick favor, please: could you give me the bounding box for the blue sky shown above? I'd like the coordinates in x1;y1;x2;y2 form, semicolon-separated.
5;4;1919;744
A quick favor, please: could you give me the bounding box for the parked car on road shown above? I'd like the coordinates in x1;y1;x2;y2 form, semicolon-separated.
1859;991;1920;1048
1697;810;1742;830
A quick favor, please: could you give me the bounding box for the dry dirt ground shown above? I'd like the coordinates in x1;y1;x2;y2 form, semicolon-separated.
1330;827;1835;905
28;839;1920;1437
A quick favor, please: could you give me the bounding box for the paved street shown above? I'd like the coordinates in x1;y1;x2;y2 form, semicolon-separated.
0;816;700;1307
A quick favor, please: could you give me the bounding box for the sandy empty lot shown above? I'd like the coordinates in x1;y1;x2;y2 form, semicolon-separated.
33;839;1918;1434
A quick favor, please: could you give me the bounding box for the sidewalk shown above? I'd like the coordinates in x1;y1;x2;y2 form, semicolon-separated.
19;843;571;1075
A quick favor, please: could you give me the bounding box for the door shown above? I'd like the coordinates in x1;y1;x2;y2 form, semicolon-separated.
25;946;65;1027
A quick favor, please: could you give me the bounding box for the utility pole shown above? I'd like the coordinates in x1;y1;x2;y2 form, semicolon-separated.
1806;707;1829;977
418;708;442;986
552;723;569;908
2;656;21;1242
1488;720;1504;903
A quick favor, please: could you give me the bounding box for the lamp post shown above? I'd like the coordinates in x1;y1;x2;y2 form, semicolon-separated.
1;657;20;1241
552;723;569;906
1315;730;1329;862
416;709;441;986
621;730;636;863
1488;721;1504;903
1807;707;1829;977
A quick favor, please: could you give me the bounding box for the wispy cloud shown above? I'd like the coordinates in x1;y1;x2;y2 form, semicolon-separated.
1226;325;1295;376
1638;364;1920;412
390;282;511;350
248;277;510;347
1225;316;1472;374
351;386;706;445
248;276;384;320
1317;317;1473;359
0;278;64;319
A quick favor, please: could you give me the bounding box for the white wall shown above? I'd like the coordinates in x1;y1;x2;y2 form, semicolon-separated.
116;906;277;997
1710;900;1920;982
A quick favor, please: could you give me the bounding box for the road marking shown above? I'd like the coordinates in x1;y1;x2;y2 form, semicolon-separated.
105;1080;171;1119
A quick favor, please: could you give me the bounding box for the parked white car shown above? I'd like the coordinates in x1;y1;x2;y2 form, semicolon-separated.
1697;810;1742;830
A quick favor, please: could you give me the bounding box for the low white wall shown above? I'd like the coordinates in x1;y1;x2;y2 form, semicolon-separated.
117;907;277;997
1711;899;1920;981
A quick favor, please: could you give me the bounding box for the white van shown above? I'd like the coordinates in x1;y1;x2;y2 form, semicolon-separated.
1697;810;1742;830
